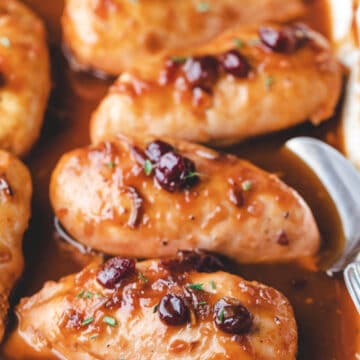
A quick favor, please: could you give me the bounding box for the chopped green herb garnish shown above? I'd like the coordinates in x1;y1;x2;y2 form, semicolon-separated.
138;272;149;283
153;304;159;313
107;161;114;169
144;160;153;176
197;2;210;12
77;290;94;299
0;37;10;48
89;334;98;340
82;317;94;326
198;301;207;306
103;316;117;327
185;171;200;180
264;76;274;89
219;309;225;323
188;283;204;291
171;56;188;63
241;180;252;191
233;38;244;48
210;280;216;290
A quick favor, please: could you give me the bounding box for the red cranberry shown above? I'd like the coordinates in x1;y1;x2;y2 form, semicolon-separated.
220;50;250;78
214;297;253;334
145;140;174;163
183;56;219;90
162;250;224;273
97;257;136;289
158;294;189;326
155;152;199;192
259;26;303;53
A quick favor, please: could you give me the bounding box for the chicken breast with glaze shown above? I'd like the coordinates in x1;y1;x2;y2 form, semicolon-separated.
62;0;306;76
0;0;50;156
50;134;320;263
90;24;342;146
13;253;298;359
0;151;32;341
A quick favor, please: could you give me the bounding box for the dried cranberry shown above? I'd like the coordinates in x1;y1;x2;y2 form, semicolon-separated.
214;297;253;334
183;56;219;89
97;257;136;289
145;140;174;163
163;249;224;273
259;26;303;53
220;50;250;78
155;152;198;192
158;294;189;326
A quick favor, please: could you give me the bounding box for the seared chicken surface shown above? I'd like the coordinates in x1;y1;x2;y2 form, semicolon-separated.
0;0;50;156
15;253;298;359
90;24;342;146
0;151;31;341
50;135;320;263
62;0;306;76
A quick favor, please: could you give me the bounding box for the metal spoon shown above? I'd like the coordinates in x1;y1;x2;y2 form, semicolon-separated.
285;137;360;313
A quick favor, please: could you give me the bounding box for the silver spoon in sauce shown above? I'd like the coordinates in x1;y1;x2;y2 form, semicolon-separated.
285;137;360;313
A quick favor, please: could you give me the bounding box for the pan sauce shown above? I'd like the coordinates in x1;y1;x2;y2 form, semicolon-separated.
1;0;359;359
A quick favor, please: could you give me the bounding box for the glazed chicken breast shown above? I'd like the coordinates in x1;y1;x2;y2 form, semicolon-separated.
90;24;342;146
14;253;298;359
0;0;50;156
50;135;320;263
62;0;306;76
0;151;32;341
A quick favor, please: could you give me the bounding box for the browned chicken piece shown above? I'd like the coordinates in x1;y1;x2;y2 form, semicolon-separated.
0;0;50;156
90;24;342;146
62;0;306;76
14;253;298;359
0;151;32;341
50;134;320;263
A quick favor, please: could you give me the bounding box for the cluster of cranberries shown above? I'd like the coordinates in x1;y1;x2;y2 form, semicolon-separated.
259;24;309;54
96;256;253;334
144;140;199;193
167;49;250;92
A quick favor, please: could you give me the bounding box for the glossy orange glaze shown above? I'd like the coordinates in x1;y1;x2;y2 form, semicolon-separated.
0;0;359;359
50;135;320;263
10;256;297;359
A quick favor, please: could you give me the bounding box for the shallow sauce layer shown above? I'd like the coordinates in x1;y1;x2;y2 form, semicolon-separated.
0;0;359;359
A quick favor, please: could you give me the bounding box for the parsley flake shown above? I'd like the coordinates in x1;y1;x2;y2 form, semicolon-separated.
0;37;10;48
219;309;225;323
233;38;244;48
241;180;252;191
144;160;153;176
210;280;216;290
185;171;200;180
198;301;207;306
89;334;98;340
188;283;204;291
153;304;159;313
77;290;93;299
107;161;115;169
197;2;210;12
103;316;117;327
138;272;149;283
264;76;274;89
82;317;94;326
171;56;188;64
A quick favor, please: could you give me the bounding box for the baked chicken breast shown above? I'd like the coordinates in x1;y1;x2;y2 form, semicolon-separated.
0;0;50;156
50;135;320;263
62;0;306;76
15;253;298;359
0;151;32;341
90;24;342;146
